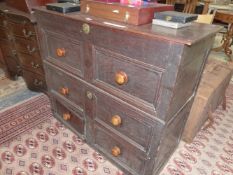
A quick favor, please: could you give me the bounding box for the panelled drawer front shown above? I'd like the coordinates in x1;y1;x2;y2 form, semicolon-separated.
52;97;85;136
44;62;85;112
94;124;146;175
14;37;40;58
22;69;46;91
18;52;44;75
93;90;155;151
92;47;162;107
46;32;84;77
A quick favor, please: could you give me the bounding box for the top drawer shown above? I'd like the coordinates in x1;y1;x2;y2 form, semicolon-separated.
45;32;85;78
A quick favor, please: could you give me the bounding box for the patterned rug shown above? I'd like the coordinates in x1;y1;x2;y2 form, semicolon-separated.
0;94;52;145
0;94;122;175
0;85;233;175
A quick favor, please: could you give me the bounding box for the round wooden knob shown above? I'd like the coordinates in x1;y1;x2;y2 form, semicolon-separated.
60;87;69;96
111;115;122;126
115;71;128;85
63;113;71;121
111;146;121;157
56;48;66;57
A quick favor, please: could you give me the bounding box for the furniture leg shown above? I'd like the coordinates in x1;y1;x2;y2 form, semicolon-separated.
203;109;214;130
222;93;227;110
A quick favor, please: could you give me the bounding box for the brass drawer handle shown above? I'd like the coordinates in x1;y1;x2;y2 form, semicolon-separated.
63;113;71;121
22;29;33;38
34;79;43;86
111;115;122;127
56;48;66;57
86;91;93;100
60;87;69;96
115;71;128;85
27;45;36;54
82;23;90;34
111;146;121;157
31;62;40;69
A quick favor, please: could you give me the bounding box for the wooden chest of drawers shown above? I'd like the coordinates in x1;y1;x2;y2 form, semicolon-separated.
0;2;46;91
34;7;221;175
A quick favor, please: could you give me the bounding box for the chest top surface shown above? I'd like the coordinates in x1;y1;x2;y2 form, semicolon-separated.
34;6;222;45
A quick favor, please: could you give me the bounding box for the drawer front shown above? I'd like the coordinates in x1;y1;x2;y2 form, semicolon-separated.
92;47;162;108
18;52;44;75
0;28;10;41
89;89;156;151
22;70;46;91
45;32;84;77
7;13;31;25
52;97;85;136
9;22;37;40
93;123;146;175
44;62;85;111
14;37;40;58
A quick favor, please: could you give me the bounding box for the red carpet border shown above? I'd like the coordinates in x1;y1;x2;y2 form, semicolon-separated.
0;94;52;145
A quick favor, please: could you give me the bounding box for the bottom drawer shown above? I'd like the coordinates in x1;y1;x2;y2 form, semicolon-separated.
93;123;147;175
22;69;46;91
51;97;85;138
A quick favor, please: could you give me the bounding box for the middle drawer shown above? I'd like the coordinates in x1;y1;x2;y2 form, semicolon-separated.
86;87;160;151
14;37;40;58
44;61;85;112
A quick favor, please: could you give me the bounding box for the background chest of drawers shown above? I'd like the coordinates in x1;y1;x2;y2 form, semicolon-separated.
35;7;221;175
0;2;46;91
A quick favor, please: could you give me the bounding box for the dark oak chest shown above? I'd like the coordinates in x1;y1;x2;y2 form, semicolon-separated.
0;3;46;91
34;7;221;175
